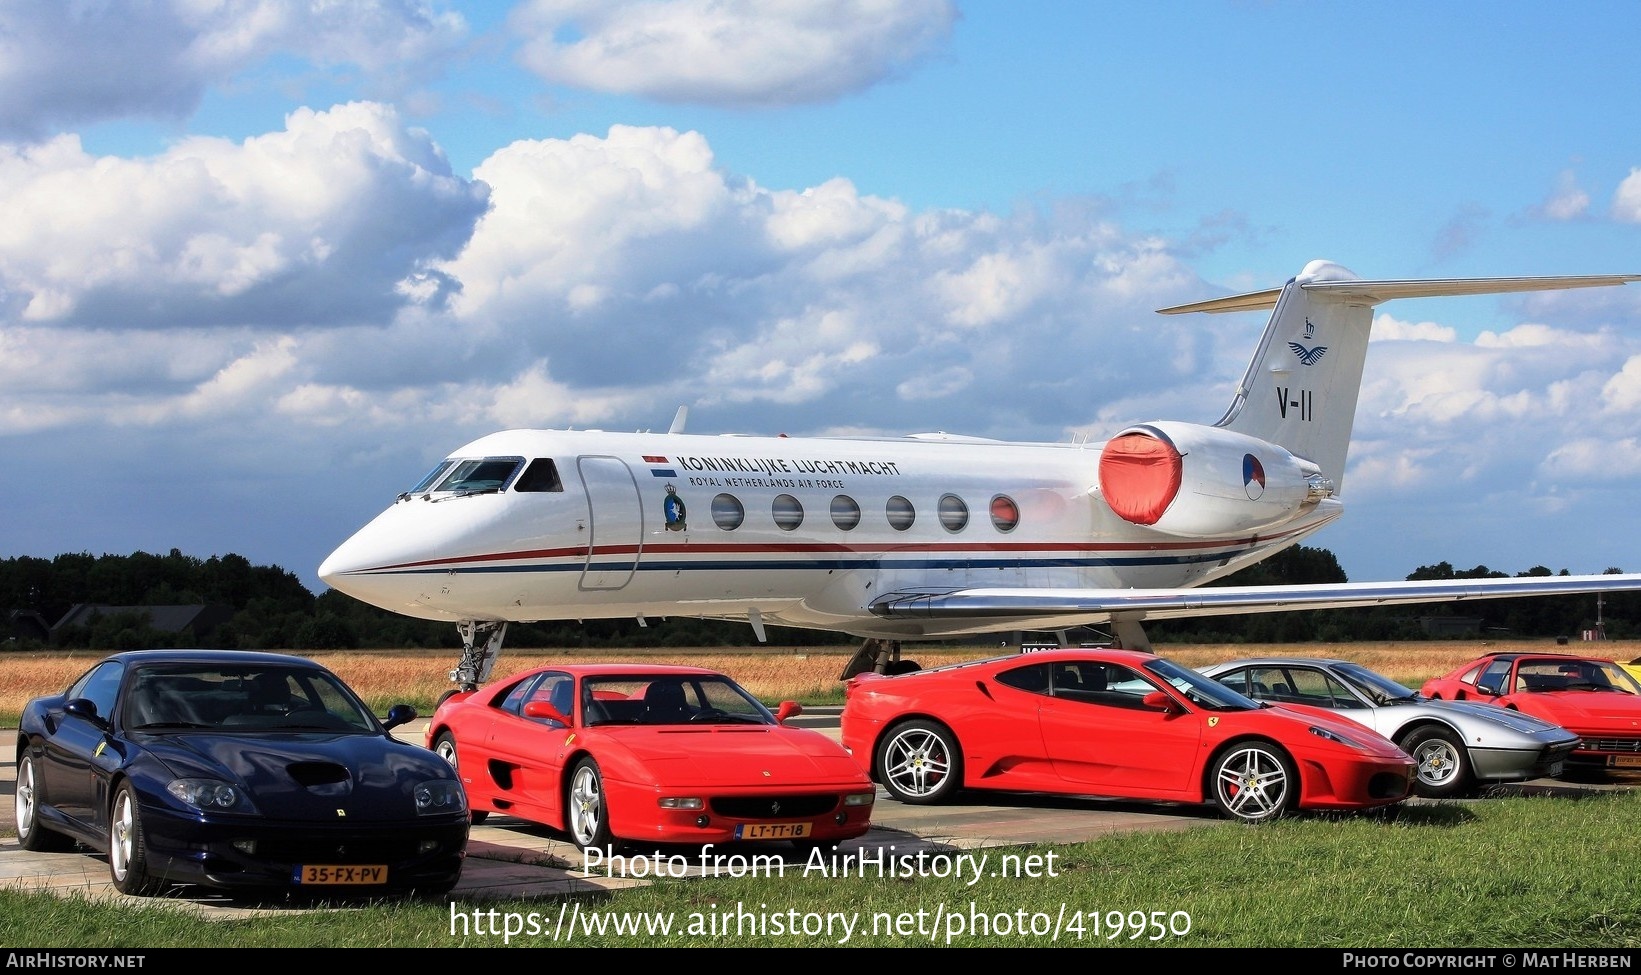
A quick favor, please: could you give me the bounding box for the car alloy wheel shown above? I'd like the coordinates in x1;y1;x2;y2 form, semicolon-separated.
15;753;72;852
568;758;612;851
1399;726;1473;799
1210;742;1296;823
109;784;161;896
877;720;962;804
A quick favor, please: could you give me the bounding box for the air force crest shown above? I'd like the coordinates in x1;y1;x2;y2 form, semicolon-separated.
662;483;687;531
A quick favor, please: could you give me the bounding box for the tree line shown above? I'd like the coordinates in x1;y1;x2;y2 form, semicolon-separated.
0;547;1632;653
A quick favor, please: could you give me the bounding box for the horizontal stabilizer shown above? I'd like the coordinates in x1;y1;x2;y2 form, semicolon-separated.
1158;273;1641;316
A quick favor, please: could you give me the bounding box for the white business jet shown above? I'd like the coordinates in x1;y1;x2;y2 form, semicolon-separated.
319;260;1641;691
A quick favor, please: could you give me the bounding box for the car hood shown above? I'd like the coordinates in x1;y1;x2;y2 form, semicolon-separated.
1431;699;1574;737
599;726;869;785
1262;705;1410;759
142;732;457;821
1521;691;1641;723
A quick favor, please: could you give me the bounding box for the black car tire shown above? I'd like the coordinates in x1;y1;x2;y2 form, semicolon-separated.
1208;741;1297;824
568;757;613;851
1398;725;1475;799
876;719;962;805
15;751;74;852
433;732;488;824
109;783;162;896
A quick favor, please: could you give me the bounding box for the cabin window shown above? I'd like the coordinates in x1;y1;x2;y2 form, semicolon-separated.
772;494;804;531
886;495;915;531
830;495;861;531
711;494;745;530
514;458;564;492
433;457;523;494
990;495;1020;532
938;494;969;532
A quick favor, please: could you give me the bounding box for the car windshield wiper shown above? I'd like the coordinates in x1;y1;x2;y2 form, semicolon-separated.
131;721;214;730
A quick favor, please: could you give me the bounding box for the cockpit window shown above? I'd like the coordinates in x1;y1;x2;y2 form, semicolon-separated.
404;461;455;497
432;457;524;495
514;458;564;493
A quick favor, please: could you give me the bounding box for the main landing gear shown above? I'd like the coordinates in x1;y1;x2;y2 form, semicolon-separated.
838;638;922;680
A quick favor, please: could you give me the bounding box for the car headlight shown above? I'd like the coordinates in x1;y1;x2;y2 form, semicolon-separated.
168;778;257;813
414;779;467;815
843;791;875;807
1308;725;1370;751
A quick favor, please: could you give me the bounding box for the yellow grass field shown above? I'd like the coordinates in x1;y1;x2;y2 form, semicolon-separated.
3;639;1637;718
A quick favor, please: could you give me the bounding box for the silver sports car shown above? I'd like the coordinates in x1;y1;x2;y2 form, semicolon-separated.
1200;657;1580;799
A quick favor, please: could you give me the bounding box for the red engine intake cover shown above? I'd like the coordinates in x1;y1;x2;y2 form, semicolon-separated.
1099;432;1182;526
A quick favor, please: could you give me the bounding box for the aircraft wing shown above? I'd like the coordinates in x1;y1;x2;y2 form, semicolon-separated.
870;573;1641;624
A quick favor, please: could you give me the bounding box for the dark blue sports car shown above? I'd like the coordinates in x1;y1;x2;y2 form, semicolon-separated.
13;649;469;898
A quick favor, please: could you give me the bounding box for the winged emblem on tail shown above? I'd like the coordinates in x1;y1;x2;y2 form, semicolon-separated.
1287;342;1328;365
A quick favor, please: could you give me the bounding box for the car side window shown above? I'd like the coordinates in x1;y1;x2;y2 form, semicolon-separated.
497;674;539;716
1044;662;1154;710
1476;659;1513;695
994;664;1050;696
67;661;124;721
1288;669;1359;709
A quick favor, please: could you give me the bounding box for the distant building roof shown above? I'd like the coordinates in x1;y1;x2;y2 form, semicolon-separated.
6;610;51;643
52;604;235;640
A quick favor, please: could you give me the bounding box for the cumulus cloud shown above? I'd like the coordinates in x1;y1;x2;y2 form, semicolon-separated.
1371;313;1457;343
429;125;1222;437
0;102;489;329
1614;167;1641;223
509;0;957;106
1347;318;1641;513
1537;169;1590;221
0;1;469;140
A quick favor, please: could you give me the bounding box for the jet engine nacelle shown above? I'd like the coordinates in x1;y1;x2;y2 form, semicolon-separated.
1096;422;1333;537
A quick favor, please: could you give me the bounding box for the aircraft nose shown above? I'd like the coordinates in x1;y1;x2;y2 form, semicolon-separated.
316;546;352;587
317;535;375;593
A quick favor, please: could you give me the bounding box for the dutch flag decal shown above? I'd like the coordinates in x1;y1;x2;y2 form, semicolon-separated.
643;455;677;477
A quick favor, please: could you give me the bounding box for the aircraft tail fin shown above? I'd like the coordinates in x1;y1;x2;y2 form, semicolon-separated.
1158;261;1639;494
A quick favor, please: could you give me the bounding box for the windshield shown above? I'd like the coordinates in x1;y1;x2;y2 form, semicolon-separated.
431;457;523;496
123;664;378;734
1331;661;1419;704
582;674;776;727
1144;657;1260;712
1518;657;1641;694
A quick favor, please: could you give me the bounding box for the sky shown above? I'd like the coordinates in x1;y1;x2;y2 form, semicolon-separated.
4;1;1641;605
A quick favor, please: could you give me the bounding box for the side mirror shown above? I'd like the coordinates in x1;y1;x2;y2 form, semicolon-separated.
775;700;804;723
1475;681;1502;697
1141;690;1177;714
64;698;105;726
522;700;570;726
383;703;419;730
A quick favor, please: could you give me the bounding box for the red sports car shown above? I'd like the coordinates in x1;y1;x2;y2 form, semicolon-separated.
1420;652;1641;774
426;664;875;853
840;648;1415;823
